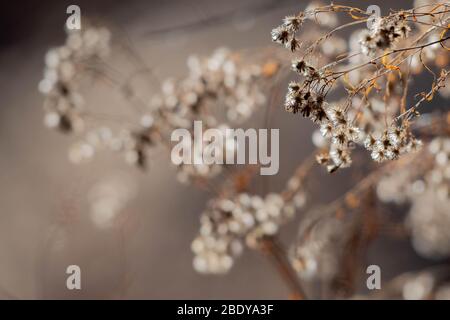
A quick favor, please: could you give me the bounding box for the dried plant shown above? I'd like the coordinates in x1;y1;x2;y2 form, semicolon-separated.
38;1;450;299
272;1;449;172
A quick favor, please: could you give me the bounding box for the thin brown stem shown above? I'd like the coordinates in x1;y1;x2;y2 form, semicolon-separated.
259;237;307;300
331;36;450;77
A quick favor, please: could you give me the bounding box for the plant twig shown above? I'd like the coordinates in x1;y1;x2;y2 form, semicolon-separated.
259;237;307;300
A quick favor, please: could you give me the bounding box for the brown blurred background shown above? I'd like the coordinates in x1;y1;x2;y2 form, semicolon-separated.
1;0;440;299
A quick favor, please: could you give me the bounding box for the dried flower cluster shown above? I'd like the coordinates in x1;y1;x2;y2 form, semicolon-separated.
39;27;111;133
378;136;450;258
40;34;278;181
272;2;450;172
192;190;306;274
38;1;450;300
359;13;411;56
149;48;271;181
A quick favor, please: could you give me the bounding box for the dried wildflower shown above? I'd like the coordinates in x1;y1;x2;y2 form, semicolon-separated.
388;126;406;147
371;148;388;163
283;15;303;32
311;105;328;123
39;26;111;134
192;192;298;274
386;146;401;160
407;138;423;153
271;26;290;44
330;145;352;167
376;131;393;152
320;122;333;137
347;126;361;142
360;15;410;56
299;102;313;117
284;93;302;114
316;152;330;165
331;127;349;146
286;37;301;52
359;30;378;57
291;59;307;74
273;2;449;173
364;134;377;150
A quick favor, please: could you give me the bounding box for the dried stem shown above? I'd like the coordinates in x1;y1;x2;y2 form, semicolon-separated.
259;237;307;300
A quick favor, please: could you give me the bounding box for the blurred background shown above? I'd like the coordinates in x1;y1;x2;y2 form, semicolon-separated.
0;0;445;299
